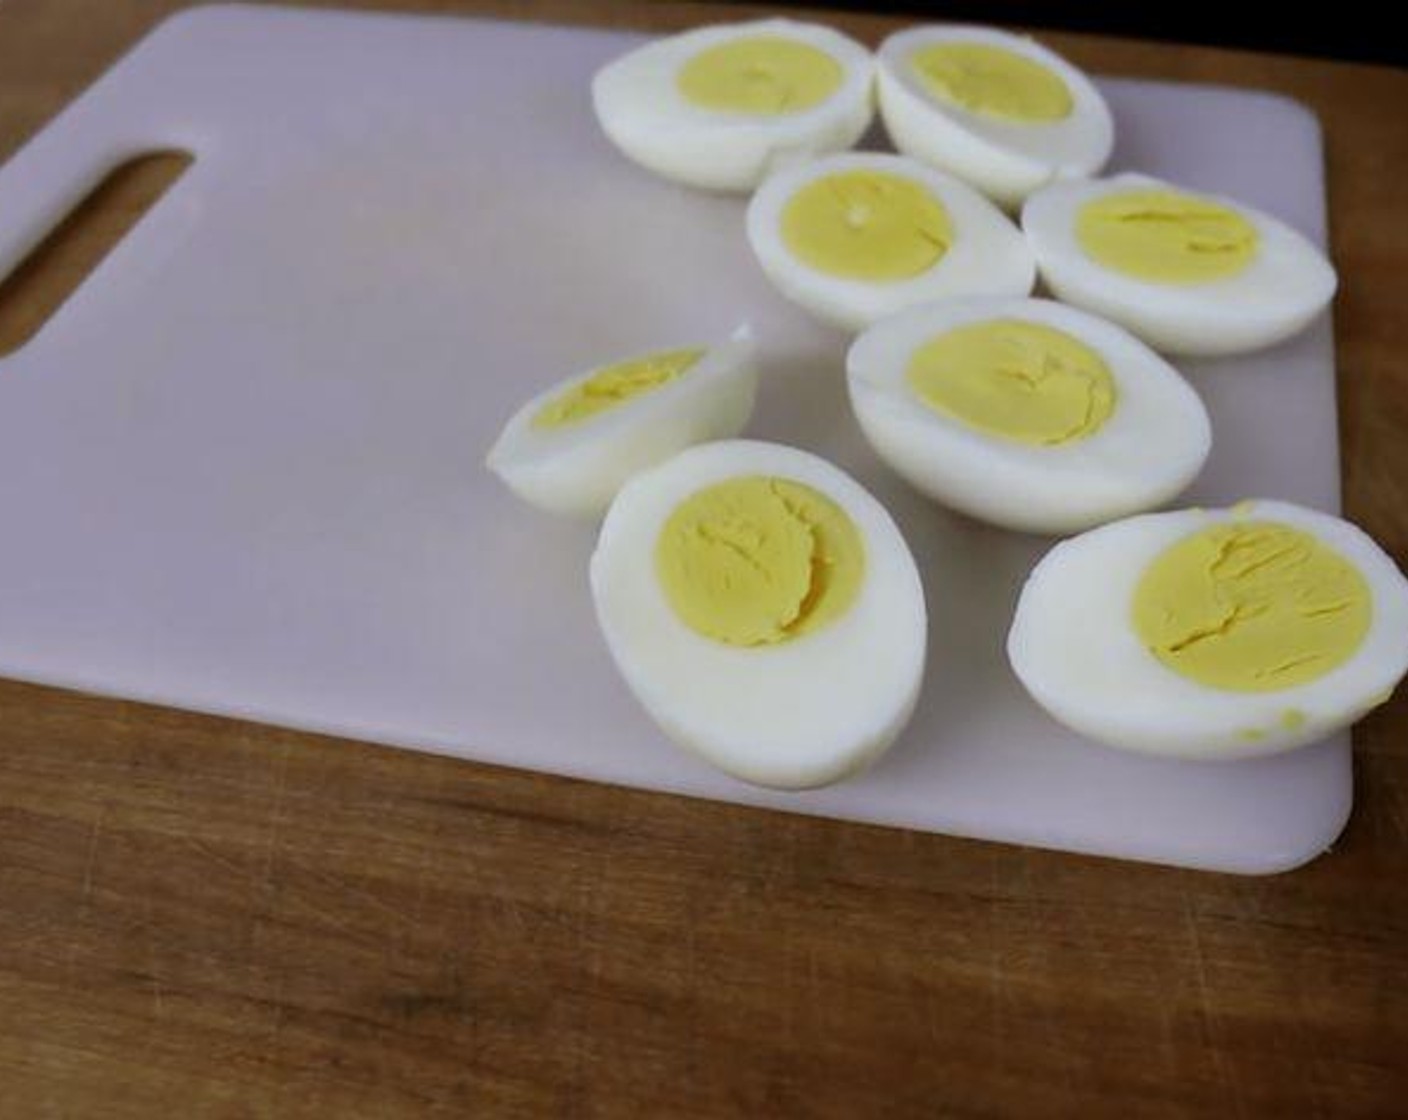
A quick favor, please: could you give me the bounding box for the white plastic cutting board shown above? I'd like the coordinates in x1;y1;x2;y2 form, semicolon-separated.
0;5;1348;872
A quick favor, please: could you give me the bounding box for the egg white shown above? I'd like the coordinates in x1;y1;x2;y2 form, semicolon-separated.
876;24;1114;209
1007;500;1408;760
1022;172;1338;356
747;152;1036;332
485;328;757;518
590;439;927;789
846;297;1211;533
591;19;875;193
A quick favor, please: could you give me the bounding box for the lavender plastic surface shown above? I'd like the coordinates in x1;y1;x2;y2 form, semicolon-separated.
0;6;1348;871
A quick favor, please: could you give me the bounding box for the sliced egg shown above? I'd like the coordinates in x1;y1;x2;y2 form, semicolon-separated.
486;328;757;517
591;18;875;192
1008;500;1408;759
876;25;1114;209
846;297;1211;533
746;152;1036;331
1022;172;1337;356
591;439;927;789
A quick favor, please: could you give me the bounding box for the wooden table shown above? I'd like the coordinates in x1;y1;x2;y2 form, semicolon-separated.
2;1;1405;1115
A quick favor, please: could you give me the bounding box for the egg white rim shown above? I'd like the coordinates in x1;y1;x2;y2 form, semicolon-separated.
485;326;755;470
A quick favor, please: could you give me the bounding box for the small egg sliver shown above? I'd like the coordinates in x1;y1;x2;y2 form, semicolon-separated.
486;327;757;518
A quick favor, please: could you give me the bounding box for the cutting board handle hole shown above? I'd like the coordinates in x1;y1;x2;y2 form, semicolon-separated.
0;150;193;359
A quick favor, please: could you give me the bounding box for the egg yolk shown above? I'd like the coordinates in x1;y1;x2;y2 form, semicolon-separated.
781;170;954;281
1132;520;1371;692
655;475;865;647
532;348;704;429
905;319;1116;446
677;36;843;115
909;43;1073;123
1075;189;1260;284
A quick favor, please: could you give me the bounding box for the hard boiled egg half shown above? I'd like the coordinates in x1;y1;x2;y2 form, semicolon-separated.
592;19;874;192
591;440;927;789
486;328;756;518
747;152;1035;331
1023;172;1337;356
846;298;1211;534
877;25;1114;209
1009;500;1408;759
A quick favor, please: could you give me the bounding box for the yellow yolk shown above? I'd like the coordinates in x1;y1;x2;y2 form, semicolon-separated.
532;348;704;429
655;475;865;646
677;36;844;115
905;319;1116;446
1132;521;1371;692
780;170;954;281
909;42;1073;122
1076;189;1260;284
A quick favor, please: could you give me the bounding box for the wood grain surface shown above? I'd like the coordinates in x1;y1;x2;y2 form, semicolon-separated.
2;1;1407;1116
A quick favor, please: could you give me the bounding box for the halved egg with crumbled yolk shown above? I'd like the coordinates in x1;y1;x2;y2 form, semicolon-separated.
591;439;927;789
1023;172;1337;355
1008;500;1408;759
846;296;1210;533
